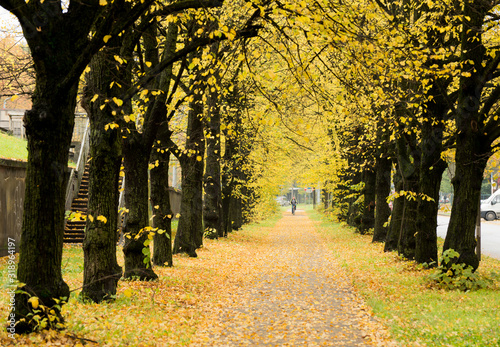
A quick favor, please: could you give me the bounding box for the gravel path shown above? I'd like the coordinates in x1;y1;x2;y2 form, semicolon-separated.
196;210;388;346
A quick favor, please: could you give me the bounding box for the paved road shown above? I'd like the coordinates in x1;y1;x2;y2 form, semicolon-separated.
437;215;500;260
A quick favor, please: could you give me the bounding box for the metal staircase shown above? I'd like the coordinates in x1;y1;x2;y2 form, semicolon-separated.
64;163;90;243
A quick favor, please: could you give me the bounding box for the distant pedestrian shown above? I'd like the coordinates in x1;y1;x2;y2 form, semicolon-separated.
291;197;297;215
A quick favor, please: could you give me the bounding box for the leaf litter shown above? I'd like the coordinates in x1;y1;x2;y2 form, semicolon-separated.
0;210;394;346
191;209;395;346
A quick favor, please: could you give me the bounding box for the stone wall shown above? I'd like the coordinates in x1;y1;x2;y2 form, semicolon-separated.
0;159;26;257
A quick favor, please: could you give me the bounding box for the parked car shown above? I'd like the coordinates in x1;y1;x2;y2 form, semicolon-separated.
275;196;290;206
480;190;500;221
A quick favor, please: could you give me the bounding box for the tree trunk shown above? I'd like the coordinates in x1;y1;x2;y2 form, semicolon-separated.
173;90;205;256
415;163;445;265
14;88;75;333
444;134;488;270
221;174;234;237
396;135;420;260
203;55;222;239
221;115;236;236
443;2;491;271
80;45;123;302
373;155;392;243
148;21;178;267
346;179;362;228
150;133;173;267
358;168;376;234
385;166;403;252
8;2;156;332
122;144;158;280
322;183;329;210
414;96;448;265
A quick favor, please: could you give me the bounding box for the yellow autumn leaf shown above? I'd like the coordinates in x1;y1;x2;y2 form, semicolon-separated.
91;94;99;103
97;215;107;224
88;215;94;222
196;155;203;162
28;296;39;309
113;97;123;107
114;55;123;65
123;288;133;298
145;61;152;68
103;35;112;43
99;0;107;5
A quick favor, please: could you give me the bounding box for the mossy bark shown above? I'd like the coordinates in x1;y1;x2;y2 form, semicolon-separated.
12;6;100;330
442;2;493;271
203;58;222;239
414;86;448;265
150;136;173;267
80;45;123;301
396;135;420;260
122;144;157;280
15;89;75;333
358;168;376;234
372;155;392;243
173;90;205;256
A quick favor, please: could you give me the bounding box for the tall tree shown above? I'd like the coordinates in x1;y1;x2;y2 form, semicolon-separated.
150;21;179;268
443;0;500;270
80;35;123;302
172;61;206;255
372;117;392;243
203;43;223;239
0;0;152;332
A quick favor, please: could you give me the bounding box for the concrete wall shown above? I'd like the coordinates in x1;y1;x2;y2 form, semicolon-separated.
169;188;182;216
0;159;183;255
0;159;26;257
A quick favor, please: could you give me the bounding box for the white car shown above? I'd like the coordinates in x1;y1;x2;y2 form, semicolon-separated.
275;196;290;206
480;191;500;221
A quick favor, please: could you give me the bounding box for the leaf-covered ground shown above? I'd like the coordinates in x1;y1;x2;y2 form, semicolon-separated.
0;210;393;346
192;209;392;346
4;208;498;346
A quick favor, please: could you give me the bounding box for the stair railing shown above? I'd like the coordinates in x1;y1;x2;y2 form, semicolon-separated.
117;175;126;245
65;118;90;211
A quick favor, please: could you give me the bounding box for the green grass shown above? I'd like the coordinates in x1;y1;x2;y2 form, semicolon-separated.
308;208;500;347
0;132;77;167
0;132;28;161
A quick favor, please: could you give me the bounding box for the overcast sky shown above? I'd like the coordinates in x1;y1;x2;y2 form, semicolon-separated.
0;7;22;39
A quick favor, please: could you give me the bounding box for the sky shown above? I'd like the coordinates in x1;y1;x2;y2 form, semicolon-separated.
0;7;21;37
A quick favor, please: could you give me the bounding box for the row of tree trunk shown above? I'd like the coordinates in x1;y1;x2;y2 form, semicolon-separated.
9;1;258;333
328;0;500;273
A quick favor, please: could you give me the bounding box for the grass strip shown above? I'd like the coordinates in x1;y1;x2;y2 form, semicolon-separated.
0;132;28;161
308;209;500;347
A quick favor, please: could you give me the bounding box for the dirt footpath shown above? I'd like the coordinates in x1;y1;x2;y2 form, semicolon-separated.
194;210;392;346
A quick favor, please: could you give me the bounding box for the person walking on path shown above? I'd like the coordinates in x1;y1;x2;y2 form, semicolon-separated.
193;210;393;346
290;196;297;215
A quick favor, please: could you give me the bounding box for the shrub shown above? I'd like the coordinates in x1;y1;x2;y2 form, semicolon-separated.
426;249;498;291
